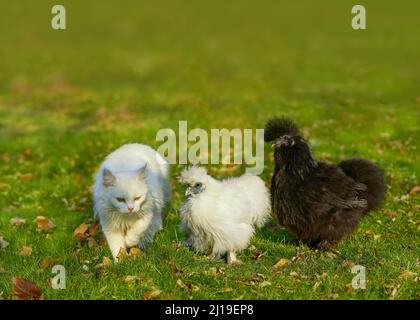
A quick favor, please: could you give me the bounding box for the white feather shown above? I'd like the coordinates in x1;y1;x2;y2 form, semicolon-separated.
179;166;271;263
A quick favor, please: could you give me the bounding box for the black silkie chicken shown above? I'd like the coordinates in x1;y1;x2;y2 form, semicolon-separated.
265;117;387;249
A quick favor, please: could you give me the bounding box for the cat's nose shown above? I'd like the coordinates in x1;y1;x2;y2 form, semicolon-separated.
127;206;134;212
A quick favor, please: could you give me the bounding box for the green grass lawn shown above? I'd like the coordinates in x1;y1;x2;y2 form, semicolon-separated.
0;0;419;299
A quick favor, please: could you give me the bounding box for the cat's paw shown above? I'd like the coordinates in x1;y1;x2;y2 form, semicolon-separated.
182;239;193;248
125;236;140;248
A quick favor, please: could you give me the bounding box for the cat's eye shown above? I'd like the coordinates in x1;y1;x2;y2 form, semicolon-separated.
133;196;142;201
116;197;126;203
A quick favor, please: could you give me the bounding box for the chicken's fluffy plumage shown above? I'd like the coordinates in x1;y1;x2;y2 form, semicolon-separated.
179;166;271;263
265;117;387;249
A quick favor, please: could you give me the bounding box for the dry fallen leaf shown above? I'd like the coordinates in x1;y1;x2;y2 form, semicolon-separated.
19;173;33;182
176;279;199;291
41;257;63;270
312;281;321;290
169;260;183;276
208;267;218;276
123;275;139;283
0;237;9;249
18;246;33;256
35;216;56;232
253;251;265;261
340;260;355;269
103;256;112;266
409;186;420;196
12;277;44;300
385;211;399;218
273;258;290;269
128;247;142;257
73;223;88;241
94;256;113;269
176;278;187;289
88;223;99;237
259;281;272;288
143;289;161;300
399;271;417;280
386;284;400;299
116;247;127;262
10;217;26;226
87;237;97;248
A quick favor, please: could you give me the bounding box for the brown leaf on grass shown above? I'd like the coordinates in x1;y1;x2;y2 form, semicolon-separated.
73;223;101;245
10;217;26;226
103;256;112;265
19;173;33;182
78;197;89;205
41;257;63;270
12;277;44;300
123;275;139;283
35;216;56;232
128;247;142;257
176;278;187;289
116;247;127;262
88;223;99;237
0;236;9;249
87;237;97;248
169;260;183;276
207;267;218;277
399;271;417;280
312;281;321;290
94;256;113;269
259;281;272;288
324;252;338;259
69;203;82;212
273;258;290;269
253;251;265;261
18;246;33;256
340;260;355;269
386;284;400;299
385;211;399;218
143;289;161;300
176;279;199;292
73;223;88;241
409;186;420;196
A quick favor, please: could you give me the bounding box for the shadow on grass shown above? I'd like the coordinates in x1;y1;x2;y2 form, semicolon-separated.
256;220;299;246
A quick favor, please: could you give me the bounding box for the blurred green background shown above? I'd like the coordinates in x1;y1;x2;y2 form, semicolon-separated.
0;0;418;299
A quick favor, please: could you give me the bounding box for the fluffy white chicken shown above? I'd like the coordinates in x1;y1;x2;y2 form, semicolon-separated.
178;166;271;264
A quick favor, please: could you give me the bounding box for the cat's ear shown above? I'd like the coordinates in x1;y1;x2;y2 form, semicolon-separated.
103;168;116;187
137;164;147;180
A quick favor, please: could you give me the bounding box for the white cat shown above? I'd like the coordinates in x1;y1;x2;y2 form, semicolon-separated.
93;143;171;260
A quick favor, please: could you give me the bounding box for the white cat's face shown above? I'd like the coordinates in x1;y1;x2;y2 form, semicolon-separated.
102;167;148;214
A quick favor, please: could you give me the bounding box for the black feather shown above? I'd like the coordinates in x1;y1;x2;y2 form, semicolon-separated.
267;118;387;250
264;117;300;142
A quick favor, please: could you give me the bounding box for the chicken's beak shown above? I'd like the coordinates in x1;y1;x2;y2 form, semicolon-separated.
273;137;288;148
185;187;193;198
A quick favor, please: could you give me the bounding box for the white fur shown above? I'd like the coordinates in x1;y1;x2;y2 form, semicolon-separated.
93;143;171;260
179;166;270;264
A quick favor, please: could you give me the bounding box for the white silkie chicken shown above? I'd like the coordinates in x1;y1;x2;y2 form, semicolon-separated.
178;166;271;264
